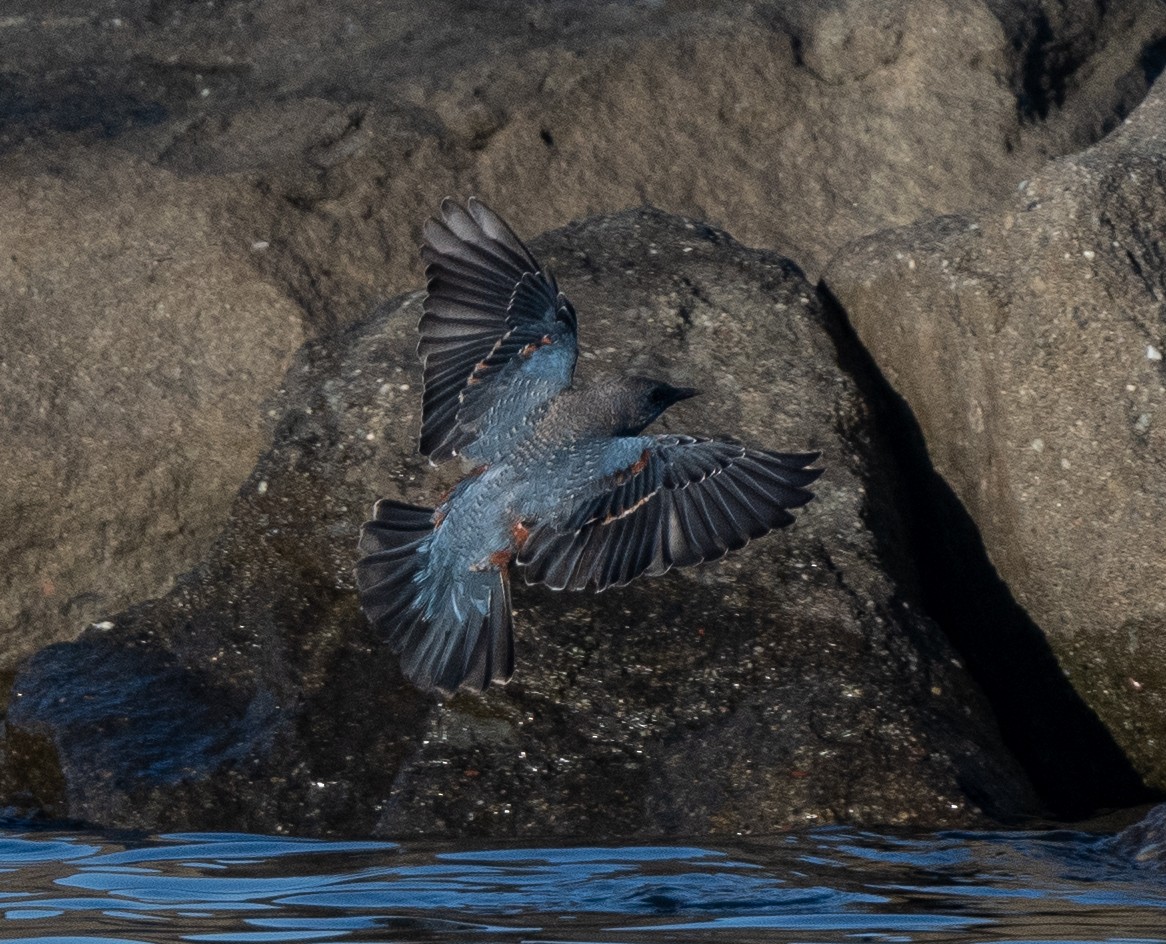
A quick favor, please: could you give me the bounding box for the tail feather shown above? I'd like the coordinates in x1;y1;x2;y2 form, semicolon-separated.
457;572;515;692
355;498;515;695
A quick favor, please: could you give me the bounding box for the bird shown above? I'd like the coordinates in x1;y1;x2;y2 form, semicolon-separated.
355;198;822;695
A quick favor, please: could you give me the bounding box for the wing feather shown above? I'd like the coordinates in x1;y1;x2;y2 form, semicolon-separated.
518;437;821;592
417;198;579;462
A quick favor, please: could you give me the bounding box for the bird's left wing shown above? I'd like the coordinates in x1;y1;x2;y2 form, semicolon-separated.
516;436;822;591
418;198;578;463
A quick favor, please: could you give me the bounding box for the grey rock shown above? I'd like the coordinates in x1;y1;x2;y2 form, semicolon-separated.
1;209;1038;836
823;77;1166;794
0;147;304;668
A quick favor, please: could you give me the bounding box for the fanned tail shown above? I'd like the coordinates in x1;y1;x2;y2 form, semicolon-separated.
355;499;515;695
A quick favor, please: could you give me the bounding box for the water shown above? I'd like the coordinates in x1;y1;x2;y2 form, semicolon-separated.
0;825;1161;943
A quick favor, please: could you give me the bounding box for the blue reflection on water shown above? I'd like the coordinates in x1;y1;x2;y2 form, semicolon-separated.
0;825;1159;943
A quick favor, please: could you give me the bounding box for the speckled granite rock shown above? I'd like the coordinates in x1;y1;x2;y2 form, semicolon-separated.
823;77;1166;793
0;209;1038;837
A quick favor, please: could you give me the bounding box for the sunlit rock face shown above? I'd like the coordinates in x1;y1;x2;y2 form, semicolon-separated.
824;78;1166;795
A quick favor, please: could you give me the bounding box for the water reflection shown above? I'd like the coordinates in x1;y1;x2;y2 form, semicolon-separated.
0;827;1159;943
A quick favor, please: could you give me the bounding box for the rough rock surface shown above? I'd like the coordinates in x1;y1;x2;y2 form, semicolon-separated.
0;210;1038;837
3;0;1163;667
0;147;303;667
824;78;1166;793
157;0;1166;316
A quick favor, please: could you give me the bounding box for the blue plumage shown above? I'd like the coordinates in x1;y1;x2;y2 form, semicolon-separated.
355;199;822;695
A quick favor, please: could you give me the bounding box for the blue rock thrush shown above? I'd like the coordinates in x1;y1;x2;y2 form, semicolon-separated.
356;199;822;695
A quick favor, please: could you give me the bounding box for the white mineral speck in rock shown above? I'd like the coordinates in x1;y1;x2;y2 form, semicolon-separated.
93;620;115;630
1082;250;1095;260
1031;438;1044;452
365;432;375;441
257;480;268;495
1135;413;1151;433
1061;458;1071;470
251;240;269;251
1147;345;1163;361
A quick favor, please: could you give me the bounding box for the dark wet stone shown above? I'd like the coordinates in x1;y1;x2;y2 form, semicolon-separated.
1;209;1039;836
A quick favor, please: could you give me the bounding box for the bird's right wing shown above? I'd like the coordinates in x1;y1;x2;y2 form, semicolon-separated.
516;436;822;592
418;198;578;463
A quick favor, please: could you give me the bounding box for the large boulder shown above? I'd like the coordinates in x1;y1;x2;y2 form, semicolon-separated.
824;78;1166;793
0;147;303;667
0;209;1038;837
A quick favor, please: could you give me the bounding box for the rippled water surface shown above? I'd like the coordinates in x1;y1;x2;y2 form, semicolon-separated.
0;825;1161;943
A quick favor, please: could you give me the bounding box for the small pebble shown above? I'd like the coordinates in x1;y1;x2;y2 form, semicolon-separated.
1147;345;1163;362
257;480;268;495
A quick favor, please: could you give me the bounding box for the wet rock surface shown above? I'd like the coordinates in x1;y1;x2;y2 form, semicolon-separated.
2;0;1163;668
1;210;1039;836
824;78;1166;795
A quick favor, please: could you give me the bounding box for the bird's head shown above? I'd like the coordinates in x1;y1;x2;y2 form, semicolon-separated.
609;375;699;435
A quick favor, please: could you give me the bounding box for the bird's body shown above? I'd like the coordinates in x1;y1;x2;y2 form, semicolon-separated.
356;199;821;694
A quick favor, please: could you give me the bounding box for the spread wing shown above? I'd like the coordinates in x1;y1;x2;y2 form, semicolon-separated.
417;198;578;463
517;436;822;591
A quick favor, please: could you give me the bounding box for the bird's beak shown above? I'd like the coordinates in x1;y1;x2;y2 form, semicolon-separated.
668;385;700;404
